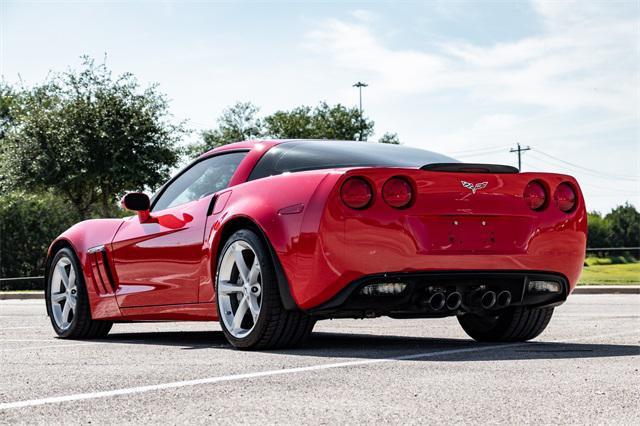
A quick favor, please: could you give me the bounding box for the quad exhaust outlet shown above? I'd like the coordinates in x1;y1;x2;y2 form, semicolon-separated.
445;291;462;311
419;287;513;313
481;291;497;309
496;290;512;308
427;292;446;311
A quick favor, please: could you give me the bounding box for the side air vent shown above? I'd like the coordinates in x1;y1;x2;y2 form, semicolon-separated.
421;163;519;174
87;245;116;295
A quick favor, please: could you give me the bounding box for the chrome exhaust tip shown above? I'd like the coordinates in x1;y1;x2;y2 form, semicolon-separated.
428;292;446;311
481;291;497;310
445;291;462;311
496;290;512;308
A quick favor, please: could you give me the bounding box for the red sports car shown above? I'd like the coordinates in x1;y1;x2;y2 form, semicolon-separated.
45;140;586;349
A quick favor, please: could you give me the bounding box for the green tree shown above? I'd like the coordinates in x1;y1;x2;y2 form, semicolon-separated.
265;102;374;141
605;203;640;247
188;101;377;158
186;102;262;158
263;106;314;139
0;83;20;141
379;132;400;144
0;57;184;218
587;211;610;248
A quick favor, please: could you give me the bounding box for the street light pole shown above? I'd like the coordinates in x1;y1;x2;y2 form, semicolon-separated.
353;81;368;141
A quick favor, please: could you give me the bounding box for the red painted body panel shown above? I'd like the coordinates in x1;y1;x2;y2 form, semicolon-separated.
47;140;587;322
48;219;125;319
110;196;212;308
277;167;586;309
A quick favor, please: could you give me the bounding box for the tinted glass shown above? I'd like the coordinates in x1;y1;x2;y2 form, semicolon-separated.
152;152;247;212
248;141;457;181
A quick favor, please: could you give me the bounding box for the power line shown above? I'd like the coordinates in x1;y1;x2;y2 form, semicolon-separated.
528;152;640;183
449;144;511;155
532;149;639;181
455;148;509;158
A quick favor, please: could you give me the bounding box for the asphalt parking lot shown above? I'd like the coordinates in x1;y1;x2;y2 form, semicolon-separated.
1;295;639;425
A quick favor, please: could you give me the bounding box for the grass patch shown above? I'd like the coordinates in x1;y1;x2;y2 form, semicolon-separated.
579;262;640;285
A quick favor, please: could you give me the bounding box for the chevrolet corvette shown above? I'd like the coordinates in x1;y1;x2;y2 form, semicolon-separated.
45;140;586;349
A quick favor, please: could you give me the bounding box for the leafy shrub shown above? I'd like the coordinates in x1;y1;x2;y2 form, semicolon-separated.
0;192;80;290
585;256;613;266
585;255;638;267
610;255;629;264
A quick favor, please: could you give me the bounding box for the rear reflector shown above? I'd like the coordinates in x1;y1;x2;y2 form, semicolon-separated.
527;280;561;294
554;182;577;212
524;180;547;211
341;177;373;209
360;283;407;296
382;177;413;209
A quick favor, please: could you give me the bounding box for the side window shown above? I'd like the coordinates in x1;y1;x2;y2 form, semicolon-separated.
152;152;247;212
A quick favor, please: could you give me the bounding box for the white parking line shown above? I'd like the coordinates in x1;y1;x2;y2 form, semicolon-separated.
0;326;48;330
1;330;637;411
0;343;99;352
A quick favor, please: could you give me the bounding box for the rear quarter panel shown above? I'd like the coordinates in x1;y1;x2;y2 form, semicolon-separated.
200;169;344;306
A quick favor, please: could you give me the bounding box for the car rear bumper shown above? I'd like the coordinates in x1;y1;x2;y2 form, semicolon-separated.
307;271;568;318
276;168;587;311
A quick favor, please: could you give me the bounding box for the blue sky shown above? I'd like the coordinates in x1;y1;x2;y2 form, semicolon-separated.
2;0;638;213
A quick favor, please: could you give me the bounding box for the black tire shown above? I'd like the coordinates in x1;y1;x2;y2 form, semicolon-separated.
215;229;315;350
457;306;554;342
46;247;113;339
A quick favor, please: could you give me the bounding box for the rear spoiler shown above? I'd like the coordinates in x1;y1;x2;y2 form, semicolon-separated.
421;163;519;174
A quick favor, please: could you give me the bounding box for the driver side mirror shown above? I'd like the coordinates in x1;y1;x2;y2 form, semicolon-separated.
121;192;151;222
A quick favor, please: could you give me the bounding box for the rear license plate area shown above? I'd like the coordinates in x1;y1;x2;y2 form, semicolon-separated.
424;216;532;254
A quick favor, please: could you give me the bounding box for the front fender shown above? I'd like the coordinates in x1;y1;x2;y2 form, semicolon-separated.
46;218;126;320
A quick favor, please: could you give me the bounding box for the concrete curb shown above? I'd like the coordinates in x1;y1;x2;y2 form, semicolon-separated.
2;286;639;300
0;291;44;300
572;285;640;294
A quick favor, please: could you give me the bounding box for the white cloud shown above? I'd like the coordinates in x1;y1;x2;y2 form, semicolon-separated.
350;9;377;23
303;1;640;212
304;1;639;114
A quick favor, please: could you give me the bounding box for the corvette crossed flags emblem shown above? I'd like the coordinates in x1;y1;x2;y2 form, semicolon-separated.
461;181;488;194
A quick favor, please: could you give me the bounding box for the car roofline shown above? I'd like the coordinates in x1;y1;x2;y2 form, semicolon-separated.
199;139;368;158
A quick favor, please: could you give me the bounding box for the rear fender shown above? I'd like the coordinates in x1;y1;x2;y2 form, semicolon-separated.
203;171;343;309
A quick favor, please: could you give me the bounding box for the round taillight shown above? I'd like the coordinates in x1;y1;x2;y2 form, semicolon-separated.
382;177;413;209
523;180;547;211
554;182;577;212
341;177;373;209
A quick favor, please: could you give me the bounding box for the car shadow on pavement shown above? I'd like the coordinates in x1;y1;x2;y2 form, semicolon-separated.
281;332;640;361
97;330;640;361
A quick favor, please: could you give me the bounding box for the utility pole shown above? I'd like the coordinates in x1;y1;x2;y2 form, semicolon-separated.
353;81;368;141
510;142;531;171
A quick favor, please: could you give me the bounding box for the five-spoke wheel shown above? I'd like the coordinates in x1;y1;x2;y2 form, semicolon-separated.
46;247;112;339
215;229;315;349
50;256;78;330
218;240;263;339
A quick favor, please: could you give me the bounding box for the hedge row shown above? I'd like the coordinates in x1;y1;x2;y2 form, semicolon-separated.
0;192;80;290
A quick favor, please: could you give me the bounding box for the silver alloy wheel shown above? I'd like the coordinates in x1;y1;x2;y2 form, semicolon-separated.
217;240;262;339
50;256;78;330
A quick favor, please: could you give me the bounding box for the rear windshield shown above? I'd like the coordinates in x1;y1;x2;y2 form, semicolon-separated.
248;140;457;181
